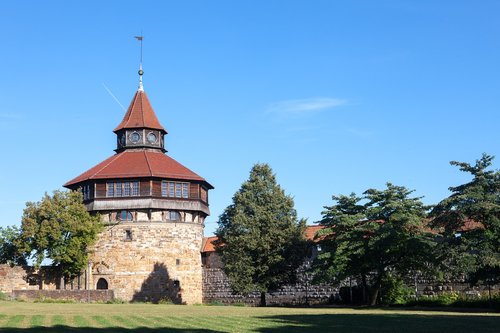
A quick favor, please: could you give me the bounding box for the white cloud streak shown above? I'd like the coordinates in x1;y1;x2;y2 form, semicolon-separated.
268;97;347;115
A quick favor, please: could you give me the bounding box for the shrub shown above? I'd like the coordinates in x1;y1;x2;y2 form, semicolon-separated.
379;275;414;305
158;298;174;305
105;298;126;304
406;293;500;309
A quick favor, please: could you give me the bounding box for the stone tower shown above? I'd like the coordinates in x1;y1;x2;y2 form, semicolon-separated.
64;68;213;304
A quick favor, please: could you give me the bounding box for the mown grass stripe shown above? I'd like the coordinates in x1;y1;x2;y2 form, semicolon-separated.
30;314;46;327
129;315;158;328
217;316;259;332
91;315;114;328
89;315;127;333
109;315;137;328
0;314;8;326
201;315;264;332
4;314;26;328
51;314;66;327
150;315;187;329
73;315;90;328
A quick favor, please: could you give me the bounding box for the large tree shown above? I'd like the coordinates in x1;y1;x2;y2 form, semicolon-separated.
430;154;500;284
215;163;307;306
314;183;436;305
0;225;26;266
16;190;103;280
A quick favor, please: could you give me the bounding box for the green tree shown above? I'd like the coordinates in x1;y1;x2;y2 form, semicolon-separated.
16;190;103;280
215;163;307;306
314;183;436;305
0;225;26;266
430;154;500;284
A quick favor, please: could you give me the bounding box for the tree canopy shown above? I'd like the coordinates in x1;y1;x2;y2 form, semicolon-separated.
215;163;307;306
16;190;103;279
0;225;26;266
430;153;500;284
314;183;436;305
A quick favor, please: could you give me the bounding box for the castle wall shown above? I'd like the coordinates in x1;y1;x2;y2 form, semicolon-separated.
90;221;203;304
0;265;60;293
201;252;338;305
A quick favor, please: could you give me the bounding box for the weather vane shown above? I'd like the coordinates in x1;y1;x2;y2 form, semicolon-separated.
134;35;144;91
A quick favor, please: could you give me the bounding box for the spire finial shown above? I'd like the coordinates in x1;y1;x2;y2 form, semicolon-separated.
134;35;144;91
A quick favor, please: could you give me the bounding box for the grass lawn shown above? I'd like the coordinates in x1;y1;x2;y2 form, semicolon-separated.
0;301;499;333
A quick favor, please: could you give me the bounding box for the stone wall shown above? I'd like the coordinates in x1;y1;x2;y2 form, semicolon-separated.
0;265;60;293
202;267;338;305
90;221;203;304
201;251;339;306
12;289;114;302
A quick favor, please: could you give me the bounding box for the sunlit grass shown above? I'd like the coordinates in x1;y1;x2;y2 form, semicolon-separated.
0;301;498;332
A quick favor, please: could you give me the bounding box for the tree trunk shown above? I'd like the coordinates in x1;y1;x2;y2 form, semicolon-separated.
368;278;382;306
260;292;267;307
361;274;368;304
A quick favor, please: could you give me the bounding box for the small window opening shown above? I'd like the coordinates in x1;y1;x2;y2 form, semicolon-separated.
169;211;180;221
118;210;133;221
176;259;181;266
125;229;133;241
27;275;39;286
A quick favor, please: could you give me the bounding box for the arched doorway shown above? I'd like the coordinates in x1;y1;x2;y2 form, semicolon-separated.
96;278;108;290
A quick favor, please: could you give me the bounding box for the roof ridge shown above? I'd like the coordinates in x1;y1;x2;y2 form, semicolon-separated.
140;91;145;127
143;150;153;176
63;153;121;186
88;153;123;179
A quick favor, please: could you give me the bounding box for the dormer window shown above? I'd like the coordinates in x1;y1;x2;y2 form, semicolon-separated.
129;132;141;144
147;132;157;144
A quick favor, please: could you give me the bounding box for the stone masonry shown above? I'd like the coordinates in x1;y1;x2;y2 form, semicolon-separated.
90;221;204;304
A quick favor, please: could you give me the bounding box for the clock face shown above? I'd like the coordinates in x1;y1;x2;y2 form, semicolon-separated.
147;132;157;144
130;132;141;143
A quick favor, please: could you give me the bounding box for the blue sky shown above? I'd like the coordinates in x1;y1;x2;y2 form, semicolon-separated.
0;1;498;236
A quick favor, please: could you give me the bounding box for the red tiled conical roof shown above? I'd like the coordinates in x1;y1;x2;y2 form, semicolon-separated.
64;150;213;188
113;90;166;133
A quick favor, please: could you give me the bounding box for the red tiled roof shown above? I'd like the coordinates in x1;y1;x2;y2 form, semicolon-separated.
201;225;324;253
64;150;213;188
305;225;325;240
114;90;166;133
201;236;218;252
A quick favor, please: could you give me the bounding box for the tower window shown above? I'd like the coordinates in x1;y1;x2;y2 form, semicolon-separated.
176;259;181;266
116;182;122;196
169;182;175;197
125;229;133;241
106;181;140;197
124;182;131;196
81;184;91;200
169;211;180;221
132;181;139;196
161;181;189;198
175;183;181;197
161;181;168;196
118;210;133;221
107;183;114;197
